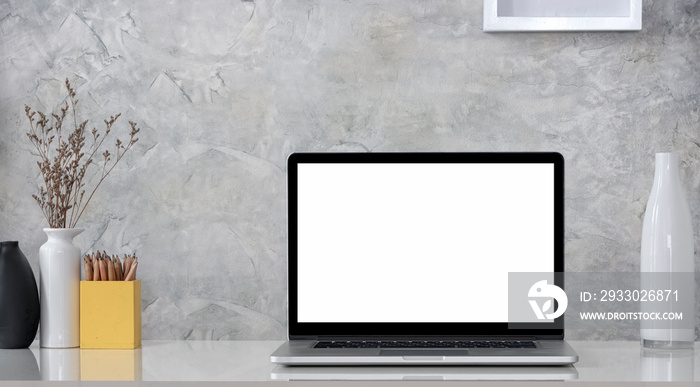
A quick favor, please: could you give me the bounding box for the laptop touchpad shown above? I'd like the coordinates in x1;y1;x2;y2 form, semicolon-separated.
381;350;469;357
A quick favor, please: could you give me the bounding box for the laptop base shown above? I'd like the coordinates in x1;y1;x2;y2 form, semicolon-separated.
271;340;579;365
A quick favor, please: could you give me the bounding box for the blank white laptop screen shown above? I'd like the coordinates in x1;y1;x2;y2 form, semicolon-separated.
296;163;554;323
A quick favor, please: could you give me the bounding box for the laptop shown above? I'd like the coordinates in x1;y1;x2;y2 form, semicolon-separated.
271;152;578;365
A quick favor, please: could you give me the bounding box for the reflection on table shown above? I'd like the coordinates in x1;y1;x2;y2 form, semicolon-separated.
641;347;694;382
0;348;39;380
81;348;143;381
0;340;696;382
270;365;579;381
1;346;142;381
41;348;80;381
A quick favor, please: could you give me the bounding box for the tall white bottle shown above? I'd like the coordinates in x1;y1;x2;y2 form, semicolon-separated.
640;153;695;349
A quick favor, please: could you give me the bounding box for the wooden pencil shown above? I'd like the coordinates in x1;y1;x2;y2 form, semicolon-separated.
99;255;107;281
117;255;123;281
106;255;115;281
114;255;123;281
124;255;132;279
84;255;93;281
92;253;100;281
124;259;138;281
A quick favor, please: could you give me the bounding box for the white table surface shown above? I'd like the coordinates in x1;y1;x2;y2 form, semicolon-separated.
0;340;697;385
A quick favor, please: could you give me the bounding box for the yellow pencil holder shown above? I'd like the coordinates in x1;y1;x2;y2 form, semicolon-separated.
80;280;142;349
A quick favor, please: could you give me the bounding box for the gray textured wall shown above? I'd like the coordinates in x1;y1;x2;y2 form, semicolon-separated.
0;1;698;341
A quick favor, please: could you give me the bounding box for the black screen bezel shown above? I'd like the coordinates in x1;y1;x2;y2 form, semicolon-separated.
287;152;565;340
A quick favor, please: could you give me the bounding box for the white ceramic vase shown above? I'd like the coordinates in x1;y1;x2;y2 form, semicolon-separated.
39;228;83;348
640;153;695;349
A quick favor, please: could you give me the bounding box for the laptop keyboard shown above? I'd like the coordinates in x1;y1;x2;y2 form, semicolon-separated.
314;340;536;349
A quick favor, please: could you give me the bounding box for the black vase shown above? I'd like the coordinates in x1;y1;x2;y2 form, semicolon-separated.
0;241;40;348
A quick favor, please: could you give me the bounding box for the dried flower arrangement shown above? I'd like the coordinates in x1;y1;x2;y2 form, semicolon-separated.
25;78;140;229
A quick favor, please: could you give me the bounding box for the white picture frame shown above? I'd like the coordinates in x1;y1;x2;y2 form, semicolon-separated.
483;0;642;32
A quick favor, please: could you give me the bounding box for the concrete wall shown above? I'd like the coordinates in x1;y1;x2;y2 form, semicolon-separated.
1;0;698;340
